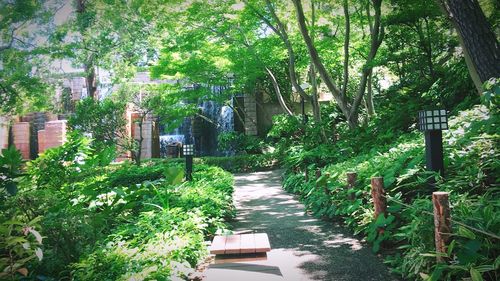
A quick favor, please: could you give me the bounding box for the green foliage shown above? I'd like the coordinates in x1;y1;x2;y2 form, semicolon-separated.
68;98;130;152
0;0;54;115
71;164;233;280
0;215;44;280
167;154;279;173
217;132;263;154
481;78;499;109
0;146;24;196
2;132;234;280
27;132;114;189
281;106;499;281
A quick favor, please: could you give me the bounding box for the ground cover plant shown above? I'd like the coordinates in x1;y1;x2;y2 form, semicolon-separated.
2;0;499;280
280;105;499;281
0;135;234;280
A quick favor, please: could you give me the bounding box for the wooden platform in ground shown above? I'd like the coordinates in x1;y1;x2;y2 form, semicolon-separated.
209;233;271;255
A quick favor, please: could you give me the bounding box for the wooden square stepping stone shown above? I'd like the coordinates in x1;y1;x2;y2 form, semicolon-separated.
209;233;271;255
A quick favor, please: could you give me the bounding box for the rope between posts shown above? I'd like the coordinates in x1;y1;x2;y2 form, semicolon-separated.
380;194;500;240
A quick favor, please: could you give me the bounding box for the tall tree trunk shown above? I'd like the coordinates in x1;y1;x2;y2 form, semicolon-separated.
309;63;327;142
341;0;350;97
438;0;500;93
135;117;143;166
348;0;384;124
247;0;311;101
309;0;327;142
365;71;375;117
84;61;97;100
292;0;352;126
265;67;294;116
76;0;97;100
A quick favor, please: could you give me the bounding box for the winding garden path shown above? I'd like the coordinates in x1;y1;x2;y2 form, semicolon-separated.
204;170;397;281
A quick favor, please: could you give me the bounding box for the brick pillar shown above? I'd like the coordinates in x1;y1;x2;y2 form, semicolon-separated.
244;94;258;136
0;117;8;150
13;122;30;159
39;120;67;153
38;130;46;155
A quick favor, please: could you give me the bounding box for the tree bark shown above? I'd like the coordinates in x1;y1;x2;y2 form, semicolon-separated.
248;0;310;101
76;0;97;100
84;61;97;100
365;72;375;117
348;0;383;124
439;0;500;93
265;67;294;116
135;116;144;166
292;0;352;126
342;0;350;97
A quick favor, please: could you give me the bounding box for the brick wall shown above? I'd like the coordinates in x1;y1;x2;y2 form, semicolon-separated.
13;122;30;159
38;120;67;154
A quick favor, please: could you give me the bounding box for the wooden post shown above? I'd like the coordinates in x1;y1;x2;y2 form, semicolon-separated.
347;172;357;200
315;168;321;180
370;177;387;219
432;192;451;262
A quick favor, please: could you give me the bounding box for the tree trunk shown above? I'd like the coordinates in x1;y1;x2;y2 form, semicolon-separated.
309;63;327;142
439;0;500;93
84;61;97;100
253;0;311;102
265;67;294;116
348;0;384;125
341;0;350;97
135;117;144;166
292;0;352;126
76;0;97;100
365;72;375;117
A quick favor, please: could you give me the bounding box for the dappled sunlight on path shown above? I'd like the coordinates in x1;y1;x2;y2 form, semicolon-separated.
207;169;397;281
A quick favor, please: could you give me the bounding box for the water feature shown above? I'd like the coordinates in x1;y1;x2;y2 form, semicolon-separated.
159;95;235;157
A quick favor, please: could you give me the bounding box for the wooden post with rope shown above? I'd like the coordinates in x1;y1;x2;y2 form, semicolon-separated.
346;172;357;200
432;191;451;262
370;177;387;219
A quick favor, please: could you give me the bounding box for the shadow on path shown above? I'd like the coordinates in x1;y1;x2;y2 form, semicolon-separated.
228;170;398;281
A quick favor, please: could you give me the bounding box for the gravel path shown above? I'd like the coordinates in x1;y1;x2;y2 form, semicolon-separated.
221;169;398;281
204;170;397;281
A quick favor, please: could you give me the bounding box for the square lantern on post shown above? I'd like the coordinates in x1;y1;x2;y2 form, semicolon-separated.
418;109;448;179
183;144;194;181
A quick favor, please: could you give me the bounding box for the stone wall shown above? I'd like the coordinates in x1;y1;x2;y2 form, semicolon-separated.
131;113;160;160
243;94;258;136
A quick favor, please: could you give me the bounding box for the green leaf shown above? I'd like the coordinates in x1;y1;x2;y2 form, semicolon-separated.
458;226;476;239
470;267;483;281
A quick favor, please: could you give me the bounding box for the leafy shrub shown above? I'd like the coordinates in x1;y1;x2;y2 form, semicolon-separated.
217;131;263;154
281;106;499;281
0;215;44;280
72;164;234;280
0;146;24;197
167;154;279;173
1;131;234;280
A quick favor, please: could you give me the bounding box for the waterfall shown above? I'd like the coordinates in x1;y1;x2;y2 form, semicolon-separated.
159;85;235;157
